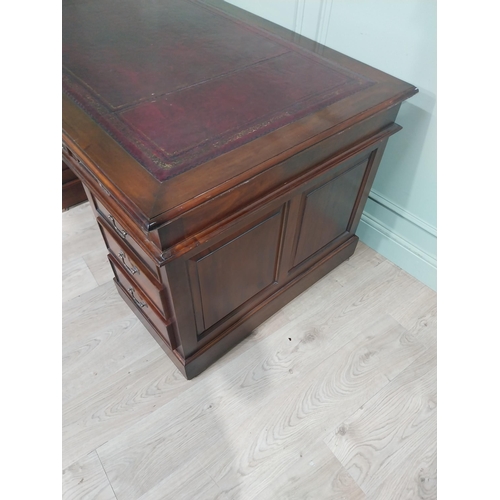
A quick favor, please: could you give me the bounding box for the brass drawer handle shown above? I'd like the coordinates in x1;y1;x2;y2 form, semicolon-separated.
128;288;147;308
108;215;128;239
119;251;139;275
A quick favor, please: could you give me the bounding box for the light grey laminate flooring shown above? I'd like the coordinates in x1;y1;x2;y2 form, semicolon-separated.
62;202;437;500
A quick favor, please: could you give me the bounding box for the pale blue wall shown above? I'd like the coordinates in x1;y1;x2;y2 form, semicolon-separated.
226;0;437;290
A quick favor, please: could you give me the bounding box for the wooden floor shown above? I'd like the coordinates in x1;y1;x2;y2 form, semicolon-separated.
62;202;437;500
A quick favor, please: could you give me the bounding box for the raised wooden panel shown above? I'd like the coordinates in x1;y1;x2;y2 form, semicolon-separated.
188;207;285;333
292;158;368;268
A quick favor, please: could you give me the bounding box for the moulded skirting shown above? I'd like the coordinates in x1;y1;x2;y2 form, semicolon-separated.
357;196;437;291
368;190;436;237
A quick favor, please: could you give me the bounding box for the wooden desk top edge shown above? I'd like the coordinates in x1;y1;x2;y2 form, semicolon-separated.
62;0;417;228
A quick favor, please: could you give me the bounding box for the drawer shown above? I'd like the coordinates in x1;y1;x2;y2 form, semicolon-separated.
109;254;173;346
100;221;167;315
93;196;161;280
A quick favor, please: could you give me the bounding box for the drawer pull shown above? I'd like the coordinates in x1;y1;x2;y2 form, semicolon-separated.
119;251;139;275
108;215;128;239
128;288;147;308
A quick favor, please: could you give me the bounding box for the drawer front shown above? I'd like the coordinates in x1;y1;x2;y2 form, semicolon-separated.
109;254;173;346
100;220;167;314
93;196;161;280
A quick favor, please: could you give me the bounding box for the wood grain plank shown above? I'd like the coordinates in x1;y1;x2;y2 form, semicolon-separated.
83;246;115;286
62;451;116;500
63;202;114;285
63;202;105;264
329;241;386;286
62;201;95;232
95;314;424;500
254;440;366;500
203;317;425;497
62;280;133;351
370;424;436;500
316;244;436;349
387;279;437;349
62;257;100;303
62;317;160;404
62;348;193;469
137;457;228;500
325;345;436;498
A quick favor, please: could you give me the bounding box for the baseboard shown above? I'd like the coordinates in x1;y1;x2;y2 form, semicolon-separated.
356;193;437;291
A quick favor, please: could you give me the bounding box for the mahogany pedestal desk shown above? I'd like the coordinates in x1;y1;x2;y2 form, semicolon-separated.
62;0;418;379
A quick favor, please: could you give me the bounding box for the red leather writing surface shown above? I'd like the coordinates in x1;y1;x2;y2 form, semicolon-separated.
63;0;374;181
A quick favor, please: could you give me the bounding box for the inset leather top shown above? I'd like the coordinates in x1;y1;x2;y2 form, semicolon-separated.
63;0;375;181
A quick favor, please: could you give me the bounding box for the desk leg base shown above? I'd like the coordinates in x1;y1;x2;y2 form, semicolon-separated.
114;279;189;378
116;236;357;380
183;235;358;379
